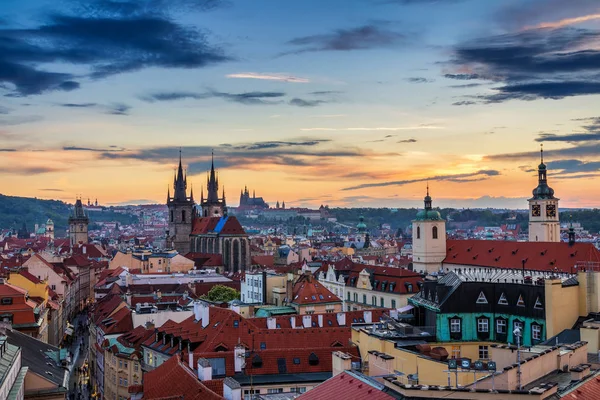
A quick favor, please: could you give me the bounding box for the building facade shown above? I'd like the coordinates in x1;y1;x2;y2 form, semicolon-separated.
412;187;446;275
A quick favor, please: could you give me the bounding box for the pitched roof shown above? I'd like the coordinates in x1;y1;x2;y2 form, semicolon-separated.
443;239;600;273
142;355;223;400
297;371;395;400
562;372;600;400
346;265;422;295
191;216;246;236
292;275;341;305
18;269;42;284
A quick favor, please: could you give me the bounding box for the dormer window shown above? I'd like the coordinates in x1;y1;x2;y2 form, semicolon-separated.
476;291;488;304
534;297;543;310
498;293;508;305
516;295;525;307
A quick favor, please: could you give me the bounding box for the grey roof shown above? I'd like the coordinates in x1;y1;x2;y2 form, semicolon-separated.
4;329;68;389
541;329;580;346
0;337;20;389
232;372;332;385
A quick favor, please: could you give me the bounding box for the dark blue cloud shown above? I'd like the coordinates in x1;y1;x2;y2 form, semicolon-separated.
289;98;327;107
446;27;600;103
0;2;229;96
343;169;500;190
285;25;406;54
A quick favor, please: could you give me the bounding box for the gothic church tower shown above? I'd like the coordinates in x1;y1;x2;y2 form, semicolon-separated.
200;153;226;218
167;151;195;254
69;198;89;246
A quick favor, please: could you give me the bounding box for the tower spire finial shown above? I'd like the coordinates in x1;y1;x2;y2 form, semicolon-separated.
426;181;429;197
540;143;544;164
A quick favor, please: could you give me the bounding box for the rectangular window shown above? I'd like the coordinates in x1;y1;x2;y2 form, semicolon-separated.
450;318;461;333
380;297;385;307
353;293;358;302
479;345;489;360
208;358;226;377
477;318;489;333
391;299;396;309
532;324;542;341
496;319;507;334
1;298;12;305
119;360;122;368
362;294;367;304
347;292;350;301
267;388;284;394
260;342;266;350
451;346;461;359
124;361;128;368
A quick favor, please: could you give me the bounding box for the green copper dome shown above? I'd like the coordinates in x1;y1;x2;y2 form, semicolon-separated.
415;209;444;221
357;216;367;232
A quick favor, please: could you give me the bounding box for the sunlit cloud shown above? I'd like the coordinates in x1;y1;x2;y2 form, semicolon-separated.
300;126;444;131
524;13;600;30
226;72;310;83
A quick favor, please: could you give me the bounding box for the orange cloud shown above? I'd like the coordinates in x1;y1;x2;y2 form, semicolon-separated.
525;13;600;30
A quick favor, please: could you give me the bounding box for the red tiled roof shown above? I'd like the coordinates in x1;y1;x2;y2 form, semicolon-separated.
142;355;223;400
251;255;274;267
443;239;600;273
64;254;91;267
297;371;395;400
18;269;42;284
564;373;600;400
191;216;246;236
292;275;341;305
98;305;133;334
346;265;422;294
184;253;223;267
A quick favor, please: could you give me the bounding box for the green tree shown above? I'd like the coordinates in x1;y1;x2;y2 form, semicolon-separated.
201;285;240;303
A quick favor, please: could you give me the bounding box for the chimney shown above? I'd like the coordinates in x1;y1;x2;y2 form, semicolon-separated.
197;358;212;381
318;314;323;327
145;320;155;330
126;291;132;306
336;312;346;326
234;345;245;373
303;315;312;328
189;352;194;370
193;301;202;321
202;303;210;328
570;364;591;382
267;317;276;330
363;310;372;324
223;377;242;400
290;316;296;329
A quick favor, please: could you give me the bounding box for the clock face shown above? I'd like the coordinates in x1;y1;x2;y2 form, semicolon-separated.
546;204;556;218
531;205;541;217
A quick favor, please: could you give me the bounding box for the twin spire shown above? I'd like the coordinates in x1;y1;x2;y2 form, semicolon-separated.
168;149;226;206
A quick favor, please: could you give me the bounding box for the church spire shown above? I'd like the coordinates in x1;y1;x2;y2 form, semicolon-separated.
174;148;188;201
207;150;219;203
424;182;432;210
531;143;556;200
190;184;194;202
167;185;170;203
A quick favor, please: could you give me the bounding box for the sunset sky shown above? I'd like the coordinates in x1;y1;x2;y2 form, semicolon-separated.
2;0;600;209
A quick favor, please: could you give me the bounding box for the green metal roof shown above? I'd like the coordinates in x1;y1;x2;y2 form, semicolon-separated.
106;337;136;355
255;306;297;317
0;338;21;389
6;366;27;400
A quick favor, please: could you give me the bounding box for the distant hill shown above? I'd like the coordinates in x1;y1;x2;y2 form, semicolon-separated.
0;194;138;235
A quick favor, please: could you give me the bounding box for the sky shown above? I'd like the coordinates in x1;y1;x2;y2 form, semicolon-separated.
1;0;600;209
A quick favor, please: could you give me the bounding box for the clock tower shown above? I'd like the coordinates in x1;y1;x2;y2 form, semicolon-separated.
528;146;560;242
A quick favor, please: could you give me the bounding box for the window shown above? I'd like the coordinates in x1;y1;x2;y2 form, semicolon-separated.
391;299;396;309
123;378;128;387
347;292;351;301
498;293;508;305
51;285;56;290
146;352;154;366
450;318;461;333
354;293;358;302
496;318;507;334
298;387;307;393
170;210;174;222
476;291;488;304
293;357;300;365
532;324;542;341
432;226;438;239
534;297;543;309
308;353;319;366
451;346;461;359
277;358;287;374
134;363;138;372
517;294;525;307
244;390;259;400
124;361;128;368
260;342;266;350
362;294;367;304
479;345;489;360
268;389;284;394
208;358;226;377
406;283;413;293
380;297;385;307
119;378;123;386
477;318;489;333
416;226;420;239
372;296;377;306
182;210;186;222
233;320;239;328
1;298;12;305
513;320;524;336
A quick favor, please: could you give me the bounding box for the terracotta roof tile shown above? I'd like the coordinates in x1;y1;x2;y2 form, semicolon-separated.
297;371;395;400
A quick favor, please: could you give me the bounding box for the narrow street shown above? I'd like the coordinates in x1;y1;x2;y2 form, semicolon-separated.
67;312;92;400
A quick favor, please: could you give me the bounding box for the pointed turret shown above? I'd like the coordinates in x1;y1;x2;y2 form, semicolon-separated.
174;149;188;201
207;151;219;203
201;186;204;203
190;184;194;202
167;186;170;203
530;144;556;200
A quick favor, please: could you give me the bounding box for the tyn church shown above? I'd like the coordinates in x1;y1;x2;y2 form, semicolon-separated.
166;153;250;272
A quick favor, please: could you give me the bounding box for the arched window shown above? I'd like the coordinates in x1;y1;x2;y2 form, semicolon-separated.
432;226;438;239
416;226;421;239
182;210;186;223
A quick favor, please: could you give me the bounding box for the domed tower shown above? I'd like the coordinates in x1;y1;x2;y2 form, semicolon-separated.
528;146;560;242
356;215;367;242
412;184;446;274
69;198;89;246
